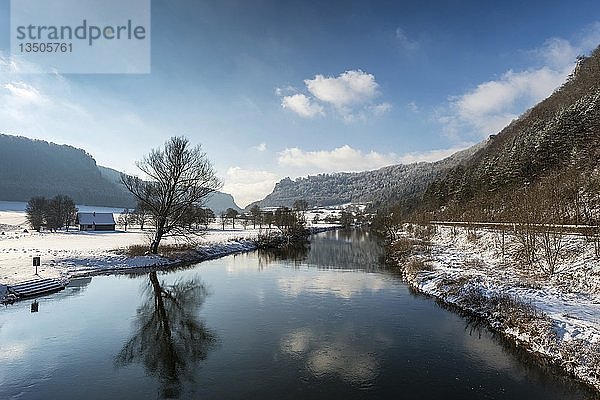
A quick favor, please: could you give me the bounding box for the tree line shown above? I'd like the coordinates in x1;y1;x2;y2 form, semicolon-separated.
26;194;78;232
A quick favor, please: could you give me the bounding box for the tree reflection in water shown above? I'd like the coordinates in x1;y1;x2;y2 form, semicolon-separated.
257;243;310;268
115;271;218;398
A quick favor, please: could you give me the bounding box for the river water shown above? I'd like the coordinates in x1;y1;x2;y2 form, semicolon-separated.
0;230;594;399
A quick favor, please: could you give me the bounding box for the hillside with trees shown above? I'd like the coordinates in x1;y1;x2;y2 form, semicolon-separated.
0;135;242;211
250;143;485;209
418;46;600;223
0;134;133;207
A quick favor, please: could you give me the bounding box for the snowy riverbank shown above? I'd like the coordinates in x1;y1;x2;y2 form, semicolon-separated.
389;225;600;392
0;207;340;296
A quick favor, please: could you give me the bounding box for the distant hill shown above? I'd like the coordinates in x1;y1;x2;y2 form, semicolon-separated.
249;143;484;210
203;191;242;214
98;165;241;213
0;134;134;207
0;134;242;212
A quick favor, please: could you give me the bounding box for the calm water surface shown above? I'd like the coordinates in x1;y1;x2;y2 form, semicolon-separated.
0;230;595;399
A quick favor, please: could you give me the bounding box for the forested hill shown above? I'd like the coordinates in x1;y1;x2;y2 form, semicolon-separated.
0;134;133;207
250;143;485;209
0;135;242;211
421;45;600;220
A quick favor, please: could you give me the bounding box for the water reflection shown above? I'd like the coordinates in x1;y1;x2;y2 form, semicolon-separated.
115;271;218;398
257;243;310;268
280;327;380;387
258;229;385;272
304;229;385;271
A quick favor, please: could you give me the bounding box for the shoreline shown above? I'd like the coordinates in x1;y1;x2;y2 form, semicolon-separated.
0;225;341;303
386;225;600;394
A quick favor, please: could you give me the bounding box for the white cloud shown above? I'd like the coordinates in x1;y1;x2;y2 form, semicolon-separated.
252;142;267;151
0;53;166;174
533;37;579;70
578;21;600;53
277;145;399;172
3;82;47;104
281;93;324;118
371;102;392;116
221;166;279;207
305;70;378;108
450;67;568;136
280;327;381;385
395;28;419;51
278;69;389;121
407;101;419;113
276;144;471;174
438;23;600;139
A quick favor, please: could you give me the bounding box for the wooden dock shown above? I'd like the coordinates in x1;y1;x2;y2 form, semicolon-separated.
6;278;67;300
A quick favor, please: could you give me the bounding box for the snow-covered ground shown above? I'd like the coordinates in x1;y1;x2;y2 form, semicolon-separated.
393;225;600;391
0;207;339;287
0;207;264;286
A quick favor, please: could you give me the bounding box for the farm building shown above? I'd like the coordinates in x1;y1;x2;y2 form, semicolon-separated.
76;212;116;231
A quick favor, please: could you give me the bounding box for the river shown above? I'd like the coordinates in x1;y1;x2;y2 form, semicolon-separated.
0;230;594;399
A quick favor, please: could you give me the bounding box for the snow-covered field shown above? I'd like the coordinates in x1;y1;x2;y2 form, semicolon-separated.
0;206;339;287
394;225;600;391
0;209;263;286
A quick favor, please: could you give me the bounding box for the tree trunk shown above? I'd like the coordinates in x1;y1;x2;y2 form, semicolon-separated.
151;224;165;254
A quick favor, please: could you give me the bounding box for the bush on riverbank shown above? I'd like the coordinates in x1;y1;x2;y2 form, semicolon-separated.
255;228;309;249
117;243;198;257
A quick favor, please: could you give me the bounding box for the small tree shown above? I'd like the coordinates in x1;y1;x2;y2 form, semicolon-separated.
249;204;261;228
220;211;226;230
26;196;47;232
340;211;353;228
121;136;221;254
44;195;77;232
197;208;215;229
133;202;151;231
118;208;133;231
263;211;274;229
225;208;239;229
241;216;249;230
293;199;309;222
63;197;78;231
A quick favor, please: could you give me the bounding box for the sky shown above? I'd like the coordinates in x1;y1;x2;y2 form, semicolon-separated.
1;0;600;207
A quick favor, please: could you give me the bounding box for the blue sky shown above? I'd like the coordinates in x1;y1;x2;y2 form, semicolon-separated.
1;0;600;206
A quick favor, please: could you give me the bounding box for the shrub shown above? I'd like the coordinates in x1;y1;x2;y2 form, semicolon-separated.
403;259;432;275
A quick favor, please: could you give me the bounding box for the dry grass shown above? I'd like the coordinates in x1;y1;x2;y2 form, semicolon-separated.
464;258;485;269
459;286;551;335
117;243;198;257
403;259;433;275
389;237;416;260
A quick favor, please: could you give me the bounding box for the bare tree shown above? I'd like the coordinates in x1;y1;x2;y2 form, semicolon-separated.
26;196;46;232
249;204;261;228
225;208;239;229
121;137;221;254
133;202;151;231
118;208;133;231
44;195;78;232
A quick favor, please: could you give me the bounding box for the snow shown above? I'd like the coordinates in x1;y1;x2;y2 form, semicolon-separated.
394;224;600;391
0;208;339;288
0;209;268;286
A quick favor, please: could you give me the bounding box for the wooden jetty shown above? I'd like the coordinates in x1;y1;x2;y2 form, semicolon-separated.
6;278;67;301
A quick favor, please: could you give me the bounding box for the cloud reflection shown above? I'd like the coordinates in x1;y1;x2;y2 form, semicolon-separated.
278;271;387;299
281;327;380;386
